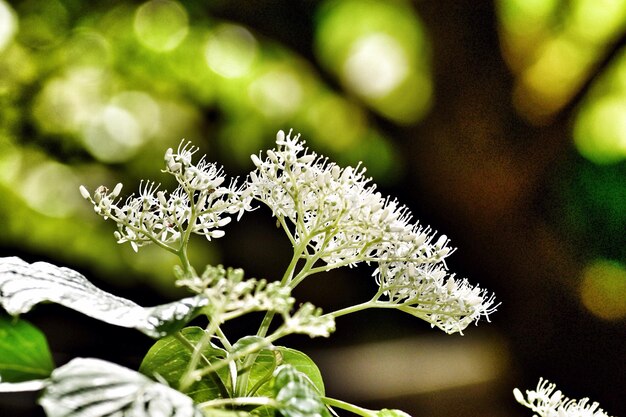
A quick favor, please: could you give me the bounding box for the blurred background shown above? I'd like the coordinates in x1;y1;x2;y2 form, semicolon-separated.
0;0;625;416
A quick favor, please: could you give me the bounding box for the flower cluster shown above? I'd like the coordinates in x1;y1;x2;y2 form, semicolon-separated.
514;378;613;417
79;130;495;335
248;130;496;334
283;302;336;338
176;264;335;338
249;131;448;268
377;264;496;334
176;264;294;322
80;141;251;252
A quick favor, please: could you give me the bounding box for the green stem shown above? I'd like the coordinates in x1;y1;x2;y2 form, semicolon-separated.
255;313;275;341
194;328;286;382
256;239;306;339
179;315;222;392
282;241;308;285
215;326;233;351
322;281;388;317
322;397;376;417
174;332;230;399
238;239;309;396
277;215;296;247
177;247;193;276
176;184;201;276
286;204;352;288
110;215;178;255
289;252;320;288
199;396;278;409
324;298;381;319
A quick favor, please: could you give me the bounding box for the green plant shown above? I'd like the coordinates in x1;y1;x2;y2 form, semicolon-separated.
0;130;612;417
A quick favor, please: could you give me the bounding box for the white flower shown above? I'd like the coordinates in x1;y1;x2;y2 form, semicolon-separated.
248;130;449;267
376;263;497;334
514;378;614;417
248;130;496;334
80;141;252;251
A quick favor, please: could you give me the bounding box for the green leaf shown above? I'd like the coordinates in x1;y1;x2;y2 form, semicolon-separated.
246;348;279;397
0;315;54;382
232;336;268;358
275;348;324;395
140;326;231;402
39;357;204;417
251;347;325;397
0;257;208;338
273;365;328;417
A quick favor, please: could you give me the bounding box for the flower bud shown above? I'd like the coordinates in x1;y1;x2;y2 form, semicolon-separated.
112;183;123;198
413;233;427;247
341;166;353;181
434;235;447;250
446;278;456;293
211;230;225;238
276;130;285;144
466;295;484;307
211;177;225;188
79;185;91;200
217;217;232;227
157;191;168;207
436;247;451;259
299;154;315;164
267;150;278;163
196;193;208;209
250;154;262;167
168;161;182;172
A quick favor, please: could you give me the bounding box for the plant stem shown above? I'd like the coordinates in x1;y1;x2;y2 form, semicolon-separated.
255;312;276;341
177;184;200;276
194;327;286;383
199;396;278;409
282;240;307;285
111;215;178;255
177;247;193;277
179;315;222;392
322;397;375;417
215;325;232;351
174;332;230;399
289;253;319;288
256;240;306;339
237;239;308;397
324;299;380;319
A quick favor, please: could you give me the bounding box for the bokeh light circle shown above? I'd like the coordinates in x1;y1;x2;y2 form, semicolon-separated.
21;162;81;218
314;0;431;123
248;68;303;119
343;33;409;98
205;24;258;78
573;95;626;165
0;0;18;53
580;259;626;320
134;0;188;52
111;91;161;139
32;67;107;135
82;105;143;163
